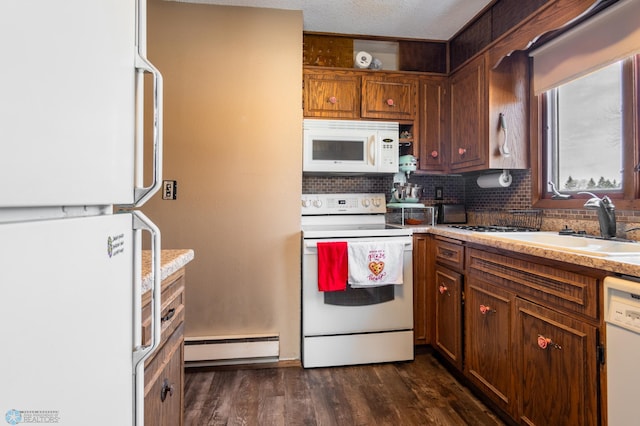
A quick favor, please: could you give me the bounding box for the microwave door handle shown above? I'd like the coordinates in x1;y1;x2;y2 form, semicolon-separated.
368;134;376;165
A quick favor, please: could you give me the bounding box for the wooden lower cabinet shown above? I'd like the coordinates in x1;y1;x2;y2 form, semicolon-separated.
516;298;599;426
413;234;430;345
464;278;516;417
426;241;604;425
142;268;186;426
434;264;463;369
145;323;185;426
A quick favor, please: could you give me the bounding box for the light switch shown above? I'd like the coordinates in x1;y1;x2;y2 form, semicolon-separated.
162;180;177;200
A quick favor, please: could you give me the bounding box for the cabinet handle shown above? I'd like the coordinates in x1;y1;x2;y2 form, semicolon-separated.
479;304;495;314
498;112;511;157
458;147;466;156
161;308;176;323
537;334;562;350
160;378;175;402
438;284;450;296
430;150;439;158
328;96;338;104
440;248;455;258
386;98;395;107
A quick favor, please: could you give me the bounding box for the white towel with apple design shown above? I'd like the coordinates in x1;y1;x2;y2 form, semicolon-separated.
347;241;404;287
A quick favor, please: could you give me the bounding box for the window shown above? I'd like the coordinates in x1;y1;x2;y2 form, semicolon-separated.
536;55;638;207
545;60;624;194
529;0;640;208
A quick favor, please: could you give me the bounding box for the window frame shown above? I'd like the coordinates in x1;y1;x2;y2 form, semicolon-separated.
532;55;640;210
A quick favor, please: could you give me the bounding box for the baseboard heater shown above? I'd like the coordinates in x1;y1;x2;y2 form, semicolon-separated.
184;334;279;367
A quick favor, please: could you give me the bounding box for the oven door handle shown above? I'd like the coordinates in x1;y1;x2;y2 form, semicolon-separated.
304;241;412;248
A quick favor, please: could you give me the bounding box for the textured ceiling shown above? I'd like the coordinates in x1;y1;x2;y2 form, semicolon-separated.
167;0;494;40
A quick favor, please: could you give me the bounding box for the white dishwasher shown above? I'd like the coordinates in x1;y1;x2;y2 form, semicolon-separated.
604;276;640;426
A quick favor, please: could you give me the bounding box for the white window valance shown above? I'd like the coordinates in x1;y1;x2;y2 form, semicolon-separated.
530;0;640;94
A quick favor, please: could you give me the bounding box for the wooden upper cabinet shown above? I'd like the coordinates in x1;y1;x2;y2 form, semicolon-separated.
361;75;418;120
450;54;487;171
303;68;419;121
303;71;361;118
418;76;447;171
449;50;529;172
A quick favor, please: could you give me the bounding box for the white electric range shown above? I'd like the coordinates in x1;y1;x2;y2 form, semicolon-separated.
301;193;414;368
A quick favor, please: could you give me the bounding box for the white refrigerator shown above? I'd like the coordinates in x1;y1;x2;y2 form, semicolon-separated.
0;1;163;425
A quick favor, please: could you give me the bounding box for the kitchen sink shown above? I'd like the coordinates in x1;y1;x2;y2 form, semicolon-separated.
487;232;640;257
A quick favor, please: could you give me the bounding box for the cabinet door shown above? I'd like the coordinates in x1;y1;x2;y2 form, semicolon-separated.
449;54;487;171
434;264;463;369
418;77;447;171
515;299;598;426
413;234;430;345
145;324;185;426
361;76;418;120
465;278;516;416
486;50;529;170
303;72;360;118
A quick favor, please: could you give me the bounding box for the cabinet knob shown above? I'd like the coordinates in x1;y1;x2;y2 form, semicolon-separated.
479;304;495;314
458;148;466;156
328;96;338;104
386;98;395;107
438;284;449;296
160;378;175;402
161;308;176;323
537;334;562;350
430;150;439;158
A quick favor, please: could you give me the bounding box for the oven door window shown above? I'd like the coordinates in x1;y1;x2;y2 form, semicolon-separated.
324;284;394;306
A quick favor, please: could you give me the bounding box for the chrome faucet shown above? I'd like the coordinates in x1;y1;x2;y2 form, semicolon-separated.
578;192;616;239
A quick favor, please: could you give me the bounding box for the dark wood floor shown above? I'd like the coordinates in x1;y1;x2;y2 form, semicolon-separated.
184;348;506;426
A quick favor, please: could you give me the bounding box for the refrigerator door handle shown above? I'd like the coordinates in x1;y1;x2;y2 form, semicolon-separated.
131;0;163;208
131;211;161;426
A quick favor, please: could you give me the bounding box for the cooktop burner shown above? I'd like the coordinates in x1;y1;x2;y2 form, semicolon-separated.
449;225;539;232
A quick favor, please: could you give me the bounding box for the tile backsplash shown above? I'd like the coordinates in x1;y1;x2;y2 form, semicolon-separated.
302;174;466;206
302;170;640;237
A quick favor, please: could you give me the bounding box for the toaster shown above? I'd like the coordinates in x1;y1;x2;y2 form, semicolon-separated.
436;204;467;224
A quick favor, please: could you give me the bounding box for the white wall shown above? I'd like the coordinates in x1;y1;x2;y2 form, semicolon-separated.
144;0;302;360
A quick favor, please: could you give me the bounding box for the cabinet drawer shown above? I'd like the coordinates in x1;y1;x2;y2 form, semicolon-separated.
434;237;465;270
142;270;185;347
144;323;184;426
467;248;600;320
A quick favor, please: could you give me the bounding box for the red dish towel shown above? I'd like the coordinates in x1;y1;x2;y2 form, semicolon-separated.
317;241;348;292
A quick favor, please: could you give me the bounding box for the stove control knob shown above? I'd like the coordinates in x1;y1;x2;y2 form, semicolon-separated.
362;199;371;207
301;199;311;208
313;200;323;208
372;198;382;207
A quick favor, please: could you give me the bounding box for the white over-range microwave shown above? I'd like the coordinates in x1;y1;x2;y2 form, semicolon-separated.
303;119;399;174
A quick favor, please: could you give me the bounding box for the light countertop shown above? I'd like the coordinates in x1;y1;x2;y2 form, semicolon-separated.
141;249;195;292
410;225;640;278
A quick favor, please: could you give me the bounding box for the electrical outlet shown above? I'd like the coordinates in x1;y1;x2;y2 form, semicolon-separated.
435;186;443;200
162;180;177;200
